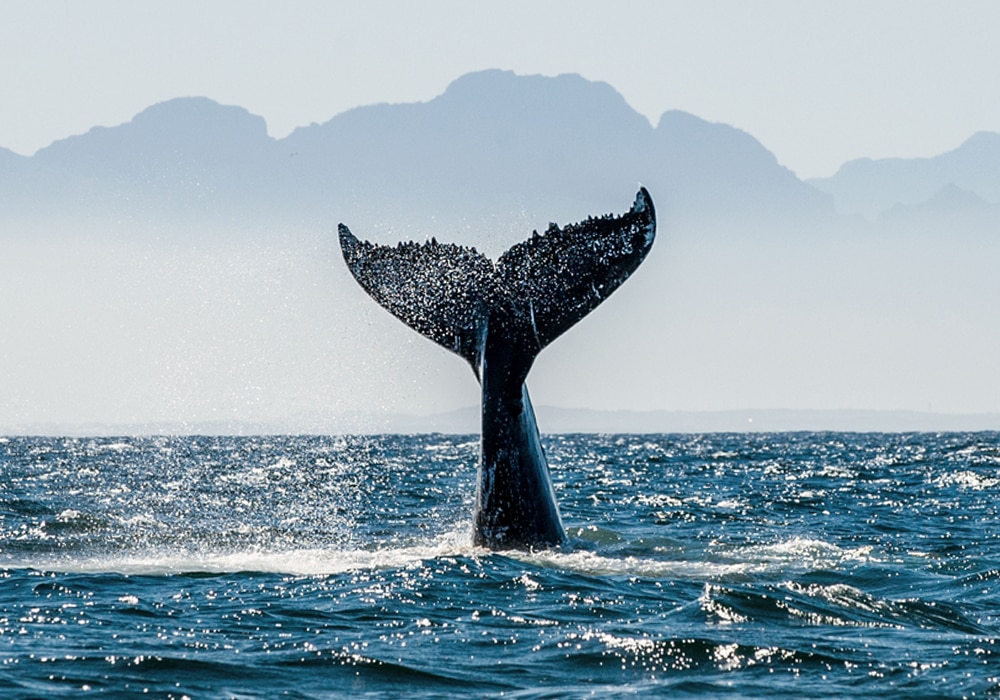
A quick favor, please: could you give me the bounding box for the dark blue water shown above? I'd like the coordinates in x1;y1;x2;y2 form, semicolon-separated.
2;433;998;698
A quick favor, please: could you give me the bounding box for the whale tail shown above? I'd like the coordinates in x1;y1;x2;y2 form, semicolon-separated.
339;188;656;549
338;187;656;380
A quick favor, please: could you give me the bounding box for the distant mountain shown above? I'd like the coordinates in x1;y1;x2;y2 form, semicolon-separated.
0;146;23;165
651;109;831;225
5;70;999;233
878;183;1000;231
279;70;834;227
279;70;657;221
0;70;835;231
8;97;279;221
809;131;1000;220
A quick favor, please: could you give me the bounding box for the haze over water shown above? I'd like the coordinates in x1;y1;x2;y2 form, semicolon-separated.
3;70;999;433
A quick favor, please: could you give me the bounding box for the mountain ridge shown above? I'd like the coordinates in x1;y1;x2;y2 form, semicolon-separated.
2;70;994;228
0;71;834;228
809;130;1000;219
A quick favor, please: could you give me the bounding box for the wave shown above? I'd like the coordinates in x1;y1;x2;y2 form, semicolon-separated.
6;533;880;584
509;536;875;581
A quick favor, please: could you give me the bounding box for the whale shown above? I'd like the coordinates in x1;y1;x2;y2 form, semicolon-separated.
338;188;656;549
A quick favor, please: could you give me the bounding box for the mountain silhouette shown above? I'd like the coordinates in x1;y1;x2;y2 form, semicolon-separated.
650;109;831;225
14;97;278;221
0;70;836;232
878;183;1000;232
4;70;998;234
809;131;1000;220
0;146;24;165
280;70;657;222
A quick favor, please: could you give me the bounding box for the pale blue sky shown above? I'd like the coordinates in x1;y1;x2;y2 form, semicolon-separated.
2;0;998;178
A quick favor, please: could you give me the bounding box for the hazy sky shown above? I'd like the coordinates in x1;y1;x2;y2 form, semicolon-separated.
2;0;999;178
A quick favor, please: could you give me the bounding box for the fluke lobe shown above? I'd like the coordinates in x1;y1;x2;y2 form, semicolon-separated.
338;188;656;549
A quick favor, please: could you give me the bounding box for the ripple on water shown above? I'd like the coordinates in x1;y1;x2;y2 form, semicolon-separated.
1;432;998;698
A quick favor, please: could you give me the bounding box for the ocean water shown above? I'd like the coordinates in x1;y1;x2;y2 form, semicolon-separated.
1;432;998;698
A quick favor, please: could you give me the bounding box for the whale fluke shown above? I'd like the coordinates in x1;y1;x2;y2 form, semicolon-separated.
339;188;656;549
